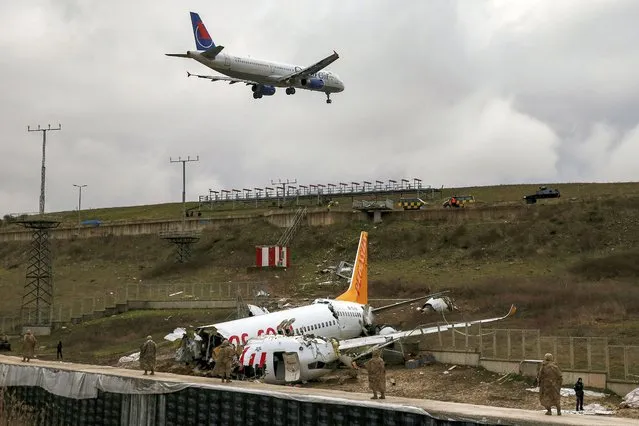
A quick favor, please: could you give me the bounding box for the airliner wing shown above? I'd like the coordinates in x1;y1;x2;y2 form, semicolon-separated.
277;51;339;83
186;71;255;85
371;291;451;314
338;305;517;355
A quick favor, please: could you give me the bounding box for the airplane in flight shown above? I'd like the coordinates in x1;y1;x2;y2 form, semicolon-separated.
239;304;517;385
166;12;345;104
172;231;455;364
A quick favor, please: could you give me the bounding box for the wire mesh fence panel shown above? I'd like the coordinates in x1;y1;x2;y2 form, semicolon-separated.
589;338;608;372
626;346;639;383
522;329;540;360
608;346;626;380
572;338;590;370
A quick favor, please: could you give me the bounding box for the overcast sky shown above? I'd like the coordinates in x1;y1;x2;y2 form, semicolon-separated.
1;0;639;214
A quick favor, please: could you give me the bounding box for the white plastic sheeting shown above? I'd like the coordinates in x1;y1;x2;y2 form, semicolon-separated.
164;327;202;342
118;351;140;364
0;364;189;400
526;387;607;398
620;386;639;408
164;327;187;342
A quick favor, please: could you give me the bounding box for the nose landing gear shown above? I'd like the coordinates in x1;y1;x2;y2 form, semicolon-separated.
286;87;296;95
325;92;332;104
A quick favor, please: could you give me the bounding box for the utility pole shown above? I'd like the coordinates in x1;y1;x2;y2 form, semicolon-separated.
73;184;87;232
28;124;62;215
271;178;297;207
170;155;199;227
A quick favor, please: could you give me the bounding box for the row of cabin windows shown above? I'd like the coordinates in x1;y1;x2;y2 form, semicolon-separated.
291;310;362;335
294;319;337;336
233;58;330;81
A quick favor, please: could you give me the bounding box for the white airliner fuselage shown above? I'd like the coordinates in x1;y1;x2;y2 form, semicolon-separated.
188;51;345;94
198;298;369;348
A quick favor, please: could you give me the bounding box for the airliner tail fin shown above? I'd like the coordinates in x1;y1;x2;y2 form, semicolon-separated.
335;231;368;305
190;12;216;51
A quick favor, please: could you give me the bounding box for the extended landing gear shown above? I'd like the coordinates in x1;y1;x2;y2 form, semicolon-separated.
252;92;262;99
286;87;296;95
325;92;332;104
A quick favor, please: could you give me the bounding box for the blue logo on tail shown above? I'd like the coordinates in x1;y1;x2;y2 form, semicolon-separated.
190;12;215;51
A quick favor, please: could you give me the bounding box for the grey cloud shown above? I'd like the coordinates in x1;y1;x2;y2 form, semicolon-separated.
1;0;638;214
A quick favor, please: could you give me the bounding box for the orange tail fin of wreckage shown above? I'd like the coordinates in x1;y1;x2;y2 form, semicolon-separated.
335;231;368;305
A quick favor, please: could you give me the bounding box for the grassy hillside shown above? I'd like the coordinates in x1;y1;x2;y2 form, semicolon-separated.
2;182;639;343
3;181;639;228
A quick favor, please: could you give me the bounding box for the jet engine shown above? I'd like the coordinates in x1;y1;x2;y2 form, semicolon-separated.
418;296;459;313
300;78;325;90
251;84;276;96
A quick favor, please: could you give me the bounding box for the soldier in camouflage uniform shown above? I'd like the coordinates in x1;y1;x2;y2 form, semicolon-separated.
213;340;235;383
22;330;37;362
537;353;562;415
140;335;157;375
365;349;386;399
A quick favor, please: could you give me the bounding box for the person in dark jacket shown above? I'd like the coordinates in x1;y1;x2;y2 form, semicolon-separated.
574;377;584;411
56;341;63;360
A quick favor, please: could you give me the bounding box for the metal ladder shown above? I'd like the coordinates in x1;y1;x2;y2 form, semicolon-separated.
276;207;307;246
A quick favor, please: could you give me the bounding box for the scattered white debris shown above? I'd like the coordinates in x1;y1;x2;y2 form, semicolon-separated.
164;327;187;342
620;386;639;408
447;365;457;371
255;290;270;297
540;404;615;416
118;352;140;363
247;304;270;316
526;387;607;398
169;291;184;297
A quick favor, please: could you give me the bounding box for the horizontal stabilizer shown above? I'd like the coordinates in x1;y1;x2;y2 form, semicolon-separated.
201;45;224;59
165;53;189;58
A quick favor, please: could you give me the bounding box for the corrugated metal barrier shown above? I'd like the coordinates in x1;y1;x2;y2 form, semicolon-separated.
4;384;486;426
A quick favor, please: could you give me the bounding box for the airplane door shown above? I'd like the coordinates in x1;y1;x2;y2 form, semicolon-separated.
274;352;301;382
223;54;231;68
283;352;301;382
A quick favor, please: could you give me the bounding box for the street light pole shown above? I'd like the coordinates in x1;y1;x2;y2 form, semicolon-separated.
73;184;87;232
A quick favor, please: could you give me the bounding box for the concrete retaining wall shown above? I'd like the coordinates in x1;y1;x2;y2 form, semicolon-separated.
127;300;237;310
0;205;529;242
607;381;638;397
480;358;520;375
429;350;480;366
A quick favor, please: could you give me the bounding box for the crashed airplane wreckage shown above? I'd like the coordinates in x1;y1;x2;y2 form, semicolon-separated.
164;231;515;383
240;304;517;385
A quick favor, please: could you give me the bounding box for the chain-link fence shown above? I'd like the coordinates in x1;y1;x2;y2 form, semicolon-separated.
0;281;265;333
419;324;637;382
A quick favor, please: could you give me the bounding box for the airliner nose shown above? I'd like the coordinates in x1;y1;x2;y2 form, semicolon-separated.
337;80;345;92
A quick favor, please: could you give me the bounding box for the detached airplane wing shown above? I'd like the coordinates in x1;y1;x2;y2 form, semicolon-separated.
338;305;517;355
186;71;256;85
277;51;339;83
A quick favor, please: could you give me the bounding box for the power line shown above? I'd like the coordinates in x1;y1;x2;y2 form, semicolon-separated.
28;124;62;215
